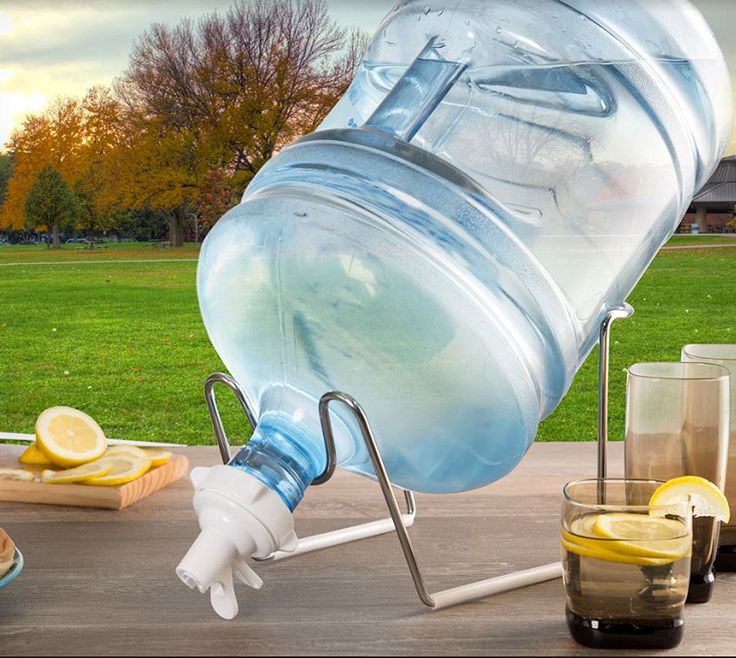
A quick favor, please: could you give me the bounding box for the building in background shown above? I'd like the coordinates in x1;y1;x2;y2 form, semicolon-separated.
680;156;736;233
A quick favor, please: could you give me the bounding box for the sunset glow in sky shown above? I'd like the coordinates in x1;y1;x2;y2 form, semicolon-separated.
1;0;735;153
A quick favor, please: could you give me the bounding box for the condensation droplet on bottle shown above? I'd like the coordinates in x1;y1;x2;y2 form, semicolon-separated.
423;6;431;15
496;26;503;34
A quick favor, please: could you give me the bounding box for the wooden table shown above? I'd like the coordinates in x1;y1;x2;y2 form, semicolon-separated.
1;442;733;656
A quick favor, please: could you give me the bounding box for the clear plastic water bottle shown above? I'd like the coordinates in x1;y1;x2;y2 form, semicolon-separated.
178;0;732;616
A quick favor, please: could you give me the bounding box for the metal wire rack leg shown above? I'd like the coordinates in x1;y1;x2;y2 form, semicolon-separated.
202;304;633;609
318;391;562;609
204;373;417;564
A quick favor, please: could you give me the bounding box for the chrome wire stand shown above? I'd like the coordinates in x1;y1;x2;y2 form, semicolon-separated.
203;304;633;610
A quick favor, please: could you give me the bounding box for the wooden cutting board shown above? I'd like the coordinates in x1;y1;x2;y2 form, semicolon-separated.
0;447;189;510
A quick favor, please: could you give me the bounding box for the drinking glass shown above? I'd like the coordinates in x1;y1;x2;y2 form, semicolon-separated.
682;344;736;570
625;361;729;603
562;479;692;650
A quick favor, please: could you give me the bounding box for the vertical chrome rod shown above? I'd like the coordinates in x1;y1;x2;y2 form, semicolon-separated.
597;304;634;502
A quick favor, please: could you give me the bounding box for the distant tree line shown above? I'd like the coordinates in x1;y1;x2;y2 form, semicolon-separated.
0;0;367;247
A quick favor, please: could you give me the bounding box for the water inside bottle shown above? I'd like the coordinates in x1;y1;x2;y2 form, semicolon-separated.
331;56;713;346
202;51;726;495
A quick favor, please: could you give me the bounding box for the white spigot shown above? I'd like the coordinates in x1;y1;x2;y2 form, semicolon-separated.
176;465;299;619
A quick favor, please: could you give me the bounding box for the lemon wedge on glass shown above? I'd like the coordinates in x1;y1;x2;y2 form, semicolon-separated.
84;455;151;487
649;475;731;523
35;407;107;467
41;460;113;484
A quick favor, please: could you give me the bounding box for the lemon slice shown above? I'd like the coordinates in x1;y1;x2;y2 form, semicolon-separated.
84;455;151;487
18;443;52;466
105;445;172;467
564;514;689;565
592;512;691;561
104;445;150;460
41;460;112;484
649;475;731;523
142;449;172;467
561;535;675;567
0;468;35;481
35;407;107;467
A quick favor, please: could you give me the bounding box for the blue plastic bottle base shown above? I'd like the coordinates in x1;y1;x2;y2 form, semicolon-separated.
227;413;324;511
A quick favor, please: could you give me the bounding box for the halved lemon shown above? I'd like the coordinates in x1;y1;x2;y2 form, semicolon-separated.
84;455;151;487
41;460;112;484
592;513;691;561
35;407;107;467
649;475;731;523
18;442;52;466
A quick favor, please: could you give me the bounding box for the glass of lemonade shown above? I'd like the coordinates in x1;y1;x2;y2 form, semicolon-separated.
625;361;729;602
561;479;692;650
682;345;736;571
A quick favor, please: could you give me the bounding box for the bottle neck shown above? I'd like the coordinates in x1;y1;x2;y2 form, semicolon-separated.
227;413;324;511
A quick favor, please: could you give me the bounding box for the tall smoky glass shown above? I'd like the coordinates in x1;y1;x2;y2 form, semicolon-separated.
624;361;729;603
682;344;736;570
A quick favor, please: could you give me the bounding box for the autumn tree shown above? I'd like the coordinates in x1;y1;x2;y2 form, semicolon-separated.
1;87;124;232
25;166;79;248
112;0;367;245
0;155;12;217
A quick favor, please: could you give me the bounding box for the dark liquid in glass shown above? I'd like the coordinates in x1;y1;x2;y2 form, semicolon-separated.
566;608;684;650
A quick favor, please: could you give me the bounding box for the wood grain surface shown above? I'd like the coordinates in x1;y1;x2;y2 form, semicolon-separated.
0;442;734;656
0;455;189;509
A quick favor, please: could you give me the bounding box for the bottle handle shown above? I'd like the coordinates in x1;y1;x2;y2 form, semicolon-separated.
365;39;466;142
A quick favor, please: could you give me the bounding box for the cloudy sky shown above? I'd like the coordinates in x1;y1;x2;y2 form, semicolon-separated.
1;0;734;153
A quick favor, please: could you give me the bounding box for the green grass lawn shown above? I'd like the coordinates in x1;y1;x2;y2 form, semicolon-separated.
0;241;200;262
539;243;736;441
665;234;736;247
0;238;734;446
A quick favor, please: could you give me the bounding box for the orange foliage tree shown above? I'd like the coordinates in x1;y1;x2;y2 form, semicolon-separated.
1;87;124;239
110;0;367;244
0;0;367;245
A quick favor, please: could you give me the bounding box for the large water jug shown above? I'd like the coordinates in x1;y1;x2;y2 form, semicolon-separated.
178;0;732;613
